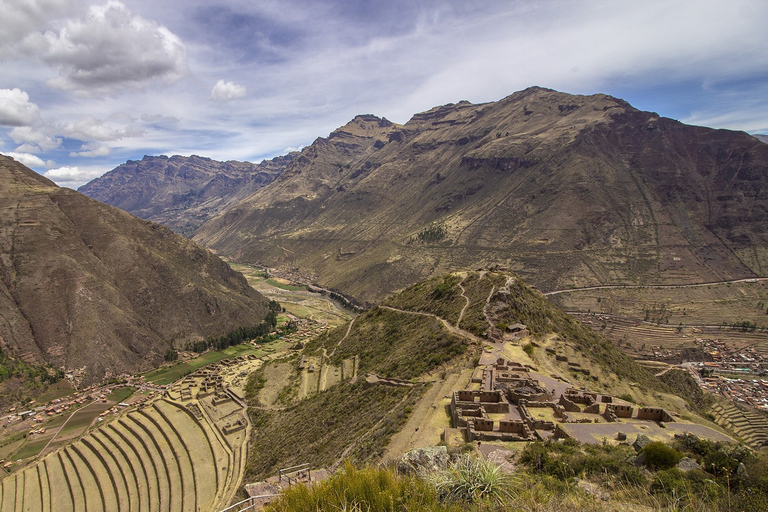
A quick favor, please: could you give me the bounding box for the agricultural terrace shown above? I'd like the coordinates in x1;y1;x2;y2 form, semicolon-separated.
0;301;327;510
549;280;768;360
0;346;292;511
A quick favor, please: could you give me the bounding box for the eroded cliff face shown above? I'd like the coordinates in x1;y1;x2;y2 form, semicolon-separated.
193;87;768;302
1;155;269;383
79;153;294;236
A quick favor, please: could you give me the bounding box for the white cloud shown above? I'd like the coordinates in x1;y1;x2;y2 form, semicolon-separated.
6;151;46;168
210;80;246;101
10;125;61;151
39;1;188;93
62;116;141;141
0;0;74;57
43;165;105;188
70;143;110;158
0;88;40;126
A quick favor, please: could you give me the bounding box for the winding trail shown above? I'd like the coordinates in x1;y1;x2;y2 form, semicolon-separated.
327;317;356;358
544;277;768;296
379;306;482;343
329;388;416;473
456;278;470;328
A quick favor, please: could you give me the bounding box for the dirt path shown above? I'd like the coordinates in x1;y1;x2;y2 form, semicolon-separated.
456;278;470;328
383;368;474;461
544;277;768;296
327;317;356;358
37;400;101;459
330;389;416;472
379;306;482;343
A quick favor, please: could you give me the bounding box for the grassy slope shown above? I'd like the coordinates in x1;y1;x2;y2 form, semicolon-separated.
306;307;468;380
244;270;674;481
383;274;466;326
246;382;421;480
245;296;472;480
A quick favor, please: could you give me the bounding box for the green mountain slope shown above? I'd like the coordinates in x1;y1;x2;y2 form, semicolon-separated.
244;270;666;480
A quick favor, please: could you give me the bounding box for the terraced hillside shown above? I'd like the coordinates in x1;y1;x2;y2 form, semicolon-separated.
712;401;768;450
0;398;244;511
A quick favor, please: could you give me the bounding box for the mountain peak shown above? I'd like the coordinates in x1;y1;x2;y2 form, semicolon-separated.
193;88;768;303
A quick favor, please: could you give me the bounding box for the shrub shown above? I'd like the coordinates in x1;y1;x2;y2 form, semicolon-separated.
264;461;460;512
642;442;682;470
522;343;534;358
429;455;516;505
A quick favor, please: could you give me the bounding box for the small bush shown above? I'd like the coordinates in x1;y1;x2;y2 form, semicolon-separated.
265;461;460;512
642;442;682;470
522;343;535;358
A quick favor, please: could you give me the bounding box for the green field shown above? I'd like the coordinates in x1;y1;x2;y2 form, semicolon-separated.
10;437;49;460
227;261;354;328
265;278;306;291
143;340;291;385
35;381;76;404
107;386;135;403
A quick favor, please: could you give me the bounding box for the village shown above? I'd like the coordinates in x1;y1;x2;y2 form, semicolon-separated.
649;337;768;411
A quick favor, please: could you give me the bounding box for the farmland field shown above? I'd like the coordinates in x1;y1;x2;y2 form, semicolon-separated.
548;280;768;356
229;262;355;328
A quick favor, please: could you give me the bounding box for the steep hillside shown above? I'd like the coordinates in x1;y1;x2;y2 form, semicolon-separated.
243;270;672;480
79;153;294;235
0;154;269;383
194;87;768;302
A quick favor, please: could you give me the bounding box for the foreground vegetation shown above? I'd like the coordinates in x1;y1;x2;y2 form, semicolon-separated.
266;436;768;512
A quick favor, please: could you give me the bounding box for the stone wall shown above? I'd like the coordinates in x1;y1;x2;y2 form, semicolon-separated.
637;407;674;422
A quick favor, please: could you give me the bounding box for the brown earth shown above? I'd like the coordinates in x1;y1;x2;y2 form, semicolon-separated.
0;154;269;384
193;87;768;303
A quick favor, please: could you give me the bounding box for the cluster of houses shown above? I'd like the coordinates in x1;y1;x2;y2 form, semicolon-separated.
657;338;768;411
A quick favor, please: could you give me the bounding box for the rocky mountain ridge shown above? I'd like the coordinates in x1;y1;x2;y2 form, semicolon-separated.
192;87;768;302
79;153;295;235
0;154;270;383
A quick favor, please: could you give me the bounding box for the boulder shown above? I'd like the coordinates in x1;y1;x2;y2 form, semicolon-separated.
633;434;652;452
398;446;449;475
676;457;701;472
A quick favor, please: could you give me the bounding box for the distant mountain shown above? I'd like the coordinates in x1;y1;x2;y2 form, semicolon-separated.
193;87;768;303
0;154;270;383
755;134;768;144
79;153;295;235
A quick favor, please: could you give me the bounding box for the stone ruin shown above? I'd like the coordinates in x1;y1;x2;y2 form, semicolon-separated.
223;418;246;434
448;356;676;444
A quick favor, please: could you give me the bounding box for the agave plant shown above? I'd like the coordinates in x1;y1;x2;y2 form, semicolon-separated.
429;455;517;505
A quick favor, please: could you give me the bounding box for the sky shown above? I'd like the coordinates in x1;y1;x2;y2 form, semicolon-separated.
1;0;767;189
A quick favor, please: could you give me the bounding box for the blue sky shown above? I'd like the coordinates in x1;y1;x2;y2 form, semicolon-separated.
1;0;767;188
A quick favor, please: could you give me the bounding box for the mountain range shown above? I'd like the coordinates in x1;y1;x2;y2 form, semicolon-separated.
189;87;768;302
79;153;294;236
79;87;768;304
0;154;269;383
